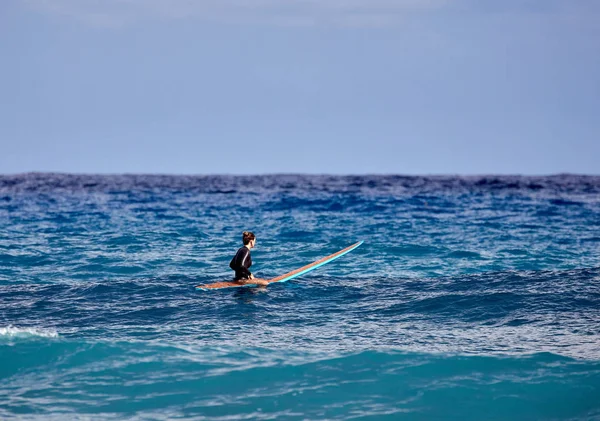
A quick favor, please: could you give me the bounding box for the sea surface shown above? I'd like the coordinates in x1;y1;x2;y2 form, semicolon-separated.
1;173;599;420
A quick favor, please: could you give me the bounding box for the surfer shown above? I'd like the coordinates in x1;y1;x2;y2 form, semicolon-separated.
229;231;268;286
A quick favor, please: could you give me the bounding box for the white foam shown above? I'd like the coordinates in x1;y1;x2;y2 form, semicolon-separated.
0;326;59;338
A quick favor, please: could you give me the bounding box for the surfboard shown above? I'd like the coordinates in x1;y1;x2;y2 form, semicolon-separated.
195;241;363;291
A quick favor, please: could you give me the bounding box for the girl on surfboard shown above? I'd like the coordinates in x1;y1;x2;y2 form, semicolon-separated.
229;231;268;286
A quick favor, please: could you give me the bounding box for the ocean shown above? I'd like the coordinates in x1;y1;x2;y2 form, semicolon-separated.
1;173;599;420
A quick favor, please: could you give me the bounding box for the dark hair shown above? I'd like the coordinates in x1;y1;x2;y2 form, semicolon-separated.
242;231;256;245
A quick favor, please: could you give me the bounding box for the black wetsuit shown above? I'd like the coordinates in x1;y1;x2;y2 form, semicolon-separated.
229;246;252;281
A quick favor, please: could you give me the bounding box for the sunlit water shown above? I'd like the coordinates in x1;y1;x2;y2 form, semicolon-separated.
1;174;599;420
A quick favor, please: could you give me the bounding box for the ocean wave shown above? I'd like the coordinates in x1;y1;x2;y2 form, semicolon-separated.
0;325;59;339
1;267;598;358
0;342;599;420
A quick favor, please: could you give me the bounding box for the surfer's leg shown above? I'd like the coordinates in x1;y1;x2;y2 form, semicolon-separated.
234;277;268;287
233;276;249;285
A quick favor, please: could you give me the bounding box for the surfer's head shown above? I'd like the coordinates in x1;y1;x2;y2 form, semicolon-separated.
242;231;256;248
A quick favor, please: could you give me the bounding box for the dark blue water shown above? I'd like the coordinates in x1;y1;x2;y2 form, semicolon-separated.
1;173;599;420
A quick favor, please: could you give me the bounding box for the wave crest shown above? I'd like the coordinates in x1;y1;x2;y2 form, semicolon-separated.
0;326;59;339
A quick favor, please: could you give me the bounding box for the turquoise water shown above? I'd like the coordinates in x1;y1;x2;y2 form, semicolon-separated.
1;174;599;420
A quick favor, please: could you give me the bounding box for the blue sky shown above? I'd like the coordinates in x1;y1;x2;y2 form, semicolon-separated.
1;0;599;174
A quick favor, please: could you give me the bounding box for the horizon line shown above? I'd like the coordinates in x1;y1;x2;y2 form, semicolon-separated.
2;171;599;178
